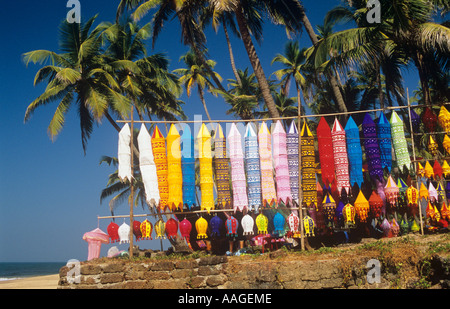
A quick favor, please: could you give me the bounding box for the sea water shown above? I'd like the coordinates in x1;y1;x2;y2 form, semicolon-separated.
0;262;65;281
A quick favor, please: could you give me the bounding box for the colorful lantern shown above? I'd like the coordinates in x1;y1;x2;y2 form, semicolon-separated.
301;120;317;207
438;105;450;133
258;122;277;207
118;222;131;244
397;178;408;194
273;212;286;236
322;192;336;224
428;182;438;202
436;181;445;201
137;124;160;208
151;126;169;211
434;160;443;179
390;111;411;171
369;191;384;218
400;218;410;235
362;113;383;181
377;113;392;172
241;214;255;235
229;123;249;212
381;218;391;237
417;162;425;177
179;218;192;242
426;201;437;221
154;219;166;239
407;185;419;216
422;107;438;132
167;124;183;211
443;160;450;178
244;123;262;211
441;202;450;221
214;124;232;209
165;218;178;239
419;182;429;201
181;125;196;210
118;124;132;182
410;109;421;129
443;136;450;155
133;220;142;241
390;219;400;237
331;118;351;194
345;116;364;187
317;117;335;186
256;213;269;235
288;212;301;238
410;219;420;233
226;216;239;238
336;201;345;224
107;222;120;243
273;121;293;205
354;190;370;223
303;215;315;237
384;175;399;207
428;135;438;156
209;215;223;237
82;228;110;261
342;203;356;225
195;217;208;239
140;219;153;240
446;182;450;200
197;124;214;213
287;121;299;203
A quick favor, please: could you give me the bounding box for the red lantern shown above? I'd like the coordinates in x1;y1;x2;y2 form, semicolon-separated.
422;107;438;133
368;191;383;218
107;222;119;243
179;218;192;241
165;218;178;239
133;220;142;241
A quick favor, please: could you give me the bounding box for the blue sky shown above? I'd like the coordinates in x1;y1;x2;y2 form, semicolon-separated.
0;0;423;262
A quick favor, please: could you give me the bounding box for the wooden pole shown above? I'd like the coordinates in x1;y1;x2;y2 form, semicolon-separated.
297;98;305;251
129;106;135;258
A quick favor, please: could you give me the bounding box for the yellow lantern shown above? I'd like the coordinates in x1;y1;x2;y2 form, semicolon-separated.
443;135;450;155
195;217;208;239
428;136;438;156
342;203;356;225
303;215;315;237
354;191;370;223
438;105;450;133
424;161;434;179
255;213;269;235
442;160;450;178
417;162;425;177
419;182;429;201
166;124;183;211
154;219;166;239
140;219;153;240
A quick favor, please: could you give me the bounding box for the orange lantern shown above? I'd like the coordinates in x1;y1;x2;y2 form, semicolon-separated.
354;190;370;223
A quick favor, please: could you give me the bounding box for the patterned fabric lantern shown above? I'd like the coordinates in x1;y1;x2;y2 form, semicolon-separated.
322;192;336;224
443;136;450;155
288;212;301;238
137;124;160;208
195;217;208;239
426;201;437;221
410;219;420;233
154;219;166;239
419;182;429;201
331;118;351;194
245;123;262;211
422;107;438;132
441;202;450;221
179;218;192;242
362;113;383;181
226;216;239;238
434;160;443;179
258;122;277;207
428;182;438;203
428;135;438;156
228;123;249;212
369;191;383;218
437;181;445;201
380;218;391;237
317;117;335;186
256;213;269;235
390;218;400;237
210;215;223;237
118;222;131;244
107;222;120;243
197;124;214;213
214;124;232;209
410;109;421;129
241;214;254;236
151;126;169;211
118;124;132;182
407;185;419;216
287;121;299;203
273;121;292;205
345;116;364;187
384;175;399;207
301;121;317;207
273;212;286;236
165;218;178;239
181;125;196;210
442;160;450;178
342;203;356;225
390;111;411;171
354;191;370;223
140;219;153;240
377;113;392;172
417;162;425;177
303;215;315;237
133;220;142;241
397;178;408;194
438;105;450;133
167;124;183;211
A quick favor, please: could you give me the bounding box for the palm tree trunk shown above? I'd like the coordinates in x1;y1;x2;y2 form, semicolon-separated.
223;21;241;86
414;51;432;106
234;4;280;119
198;84;212;121
299;13;348;113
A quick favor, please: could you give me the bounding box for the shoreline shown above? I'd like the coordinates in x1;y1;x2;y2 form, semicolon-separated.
0;274;59;289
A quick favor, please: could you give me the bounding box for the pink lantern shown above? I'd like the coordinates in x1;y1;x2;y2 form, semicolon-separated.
82;228;109;261
179;218;192;241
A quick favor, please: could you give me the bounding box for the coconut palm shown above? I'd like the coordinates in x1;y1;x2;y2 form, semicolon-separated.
23;15;130;154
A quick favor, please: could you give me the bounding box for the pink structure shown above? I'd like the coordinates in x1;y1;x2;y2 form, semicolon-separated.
82;228;109;261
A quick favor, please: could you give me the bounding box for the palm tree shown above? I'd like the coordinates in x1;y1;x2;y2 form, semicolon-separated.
23;15;130;154
271;41;308;114
258;91;300;122
173;49;222;121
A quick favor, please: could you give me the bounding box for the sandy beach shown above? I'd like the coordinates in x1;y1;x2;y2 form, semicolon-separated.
0;274;59;289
